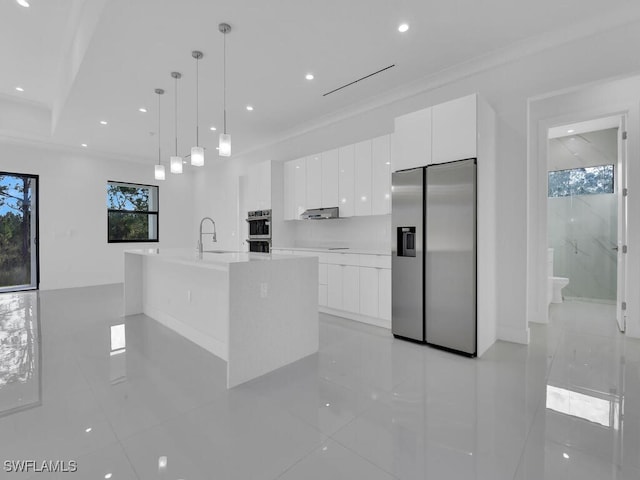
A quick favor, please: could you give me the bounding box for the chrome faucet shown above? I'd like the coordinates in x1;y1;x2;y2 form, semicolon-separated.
198;217;217;256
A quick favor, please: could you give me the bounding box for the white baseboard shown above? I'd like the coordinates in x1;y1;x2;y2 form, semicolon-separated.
142;305;229;361
497;324;530;345
319;306;391;330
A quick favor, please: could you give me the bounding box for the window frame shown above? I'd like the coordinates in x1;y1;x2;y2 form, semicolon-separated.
107;180;159;243
547;164;615;198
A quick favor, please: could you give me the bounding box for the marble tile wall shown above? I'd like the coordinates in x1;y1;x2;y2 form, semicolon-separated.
548;193;617;301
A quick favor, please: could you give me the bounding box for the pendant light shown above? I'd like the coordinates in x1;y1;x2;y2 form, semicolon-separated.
154;88;166;181
170;71;183;174
191;51;205;166
218;23;231;157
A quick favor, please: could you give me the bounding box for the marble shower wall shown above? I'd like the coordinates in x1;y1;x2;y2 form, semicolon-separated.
548;193;617;301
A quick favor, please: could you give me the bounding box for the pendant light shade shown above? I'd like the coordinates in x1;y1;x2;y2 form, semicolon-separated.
191;51;205;166
170;71;183;173
170;156;183;173
191;146;204;166
219;23;231;157
218;134;231;157
155;164;166;180
154;88;166;181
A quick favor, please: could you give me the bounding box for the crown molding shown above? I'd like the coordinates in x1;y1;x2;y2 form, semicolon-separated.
0;131;154;167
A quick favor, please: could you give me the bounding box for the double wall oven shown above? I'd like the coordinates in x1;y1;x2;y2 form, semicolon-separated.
246;209;271;253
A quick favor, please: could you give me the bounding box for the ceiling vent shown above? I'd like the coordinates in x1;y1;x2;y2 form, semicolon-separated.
322;64;395;97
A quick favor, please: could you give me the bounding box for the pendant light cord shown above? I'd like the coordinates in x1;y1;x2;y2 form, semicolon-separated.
196;56;199;147
157;92;161;165
174;75;178;156
223;30;227;135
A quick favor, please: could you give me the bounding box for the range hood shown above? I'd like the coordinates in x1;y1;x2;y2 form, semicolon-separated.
300;207;339;220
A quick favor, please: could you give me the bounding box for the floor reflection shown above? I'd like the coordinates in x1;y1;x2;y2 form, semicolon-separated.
547;384;621;429
0;291;41;417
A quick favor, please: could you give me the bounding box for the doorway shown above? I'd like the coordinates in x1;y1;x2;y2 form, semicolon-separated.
0;172;39;292
546;117;626;332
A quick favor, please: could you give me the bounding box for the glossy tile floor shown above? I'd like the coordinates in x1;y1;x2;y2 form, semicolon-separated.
1;285;640;479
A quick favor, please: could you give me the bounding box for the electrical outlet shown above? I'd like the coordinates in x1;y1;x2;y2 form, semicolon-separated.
260;283;268;298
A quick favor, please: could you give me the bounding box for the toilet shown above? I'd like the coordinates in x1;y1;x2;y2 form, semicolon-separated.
547;248;570;305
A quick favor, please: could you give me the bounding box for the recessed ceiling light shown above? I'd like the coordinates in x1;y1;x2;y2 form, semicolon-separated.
100;120;108;125
85;427;92;432
15;86;24;92
138;107;147;113
305;73;314;80
81;143;88;148
104;474;112;479
16;0;30;7
563;453;570;459
567;129;575;133
398;23;409;33
210;126;217;131
246;105;254;111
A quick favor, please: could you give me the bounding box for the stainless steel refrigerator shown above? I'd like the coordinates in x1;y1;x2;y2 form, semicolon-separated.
391;159;477;356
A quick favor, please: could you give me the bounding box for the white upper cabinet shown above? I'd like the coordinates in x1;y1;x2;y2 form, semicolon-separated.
246;161;271;211
338;145;355;218
283;160;295;220
372;134;391;215
293;157;307;218
321;149;339;208
354;140;372;216
306;154;322;209
282;136;392;219
392;107;432;171
432;94;477;164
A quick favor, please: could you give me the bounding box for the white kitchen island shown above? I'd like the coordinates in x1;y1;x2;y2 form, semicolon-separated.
124;249;318;388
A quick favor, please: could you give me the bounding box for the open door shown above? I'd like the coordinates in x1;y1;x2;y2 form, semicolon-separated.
0;172;39;292
616;117;628;332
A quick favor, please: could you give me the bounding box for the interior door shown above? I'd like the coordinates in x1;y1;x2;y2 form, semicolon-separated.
616;117;627;332
0;172;38;291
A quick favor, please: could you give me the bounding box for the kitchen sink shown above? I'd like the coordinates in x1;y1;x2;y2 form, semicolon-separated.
203;250;231;254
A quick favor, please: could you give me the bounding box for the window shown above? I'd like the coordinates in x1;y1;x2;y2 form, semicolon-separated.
548;165;614;198
107;181;158;242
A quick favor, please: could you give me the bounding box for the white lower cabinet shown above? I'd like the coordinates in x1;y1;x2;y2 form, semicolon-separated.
378;268;391;321
342;266;359;313
319;284;328;307
359;267;379;317
327;264;343;310
319;263;328;285
280;249;391;328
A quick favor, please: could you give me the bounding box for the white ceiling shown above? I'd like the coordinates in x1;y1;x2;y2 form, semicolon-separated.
548;128;618;172
2;0;640;164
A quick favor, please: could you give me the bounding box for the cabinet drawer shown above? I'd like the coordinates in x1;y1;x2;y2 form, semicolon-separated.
336;253;359;266
358;254;391;269
325;253;342;265
378;256;391;269
319;263;328;285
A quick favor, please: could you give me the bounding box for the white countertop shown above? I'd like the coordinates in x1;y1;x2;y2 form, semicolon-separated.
272;246;391;256
126;248;316;269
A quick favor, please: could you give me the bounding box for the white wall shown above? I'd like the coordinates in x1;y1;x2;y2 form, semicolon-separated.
194;20;640;344
0;142;193;290
283;216;391;251
529;74;640;338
